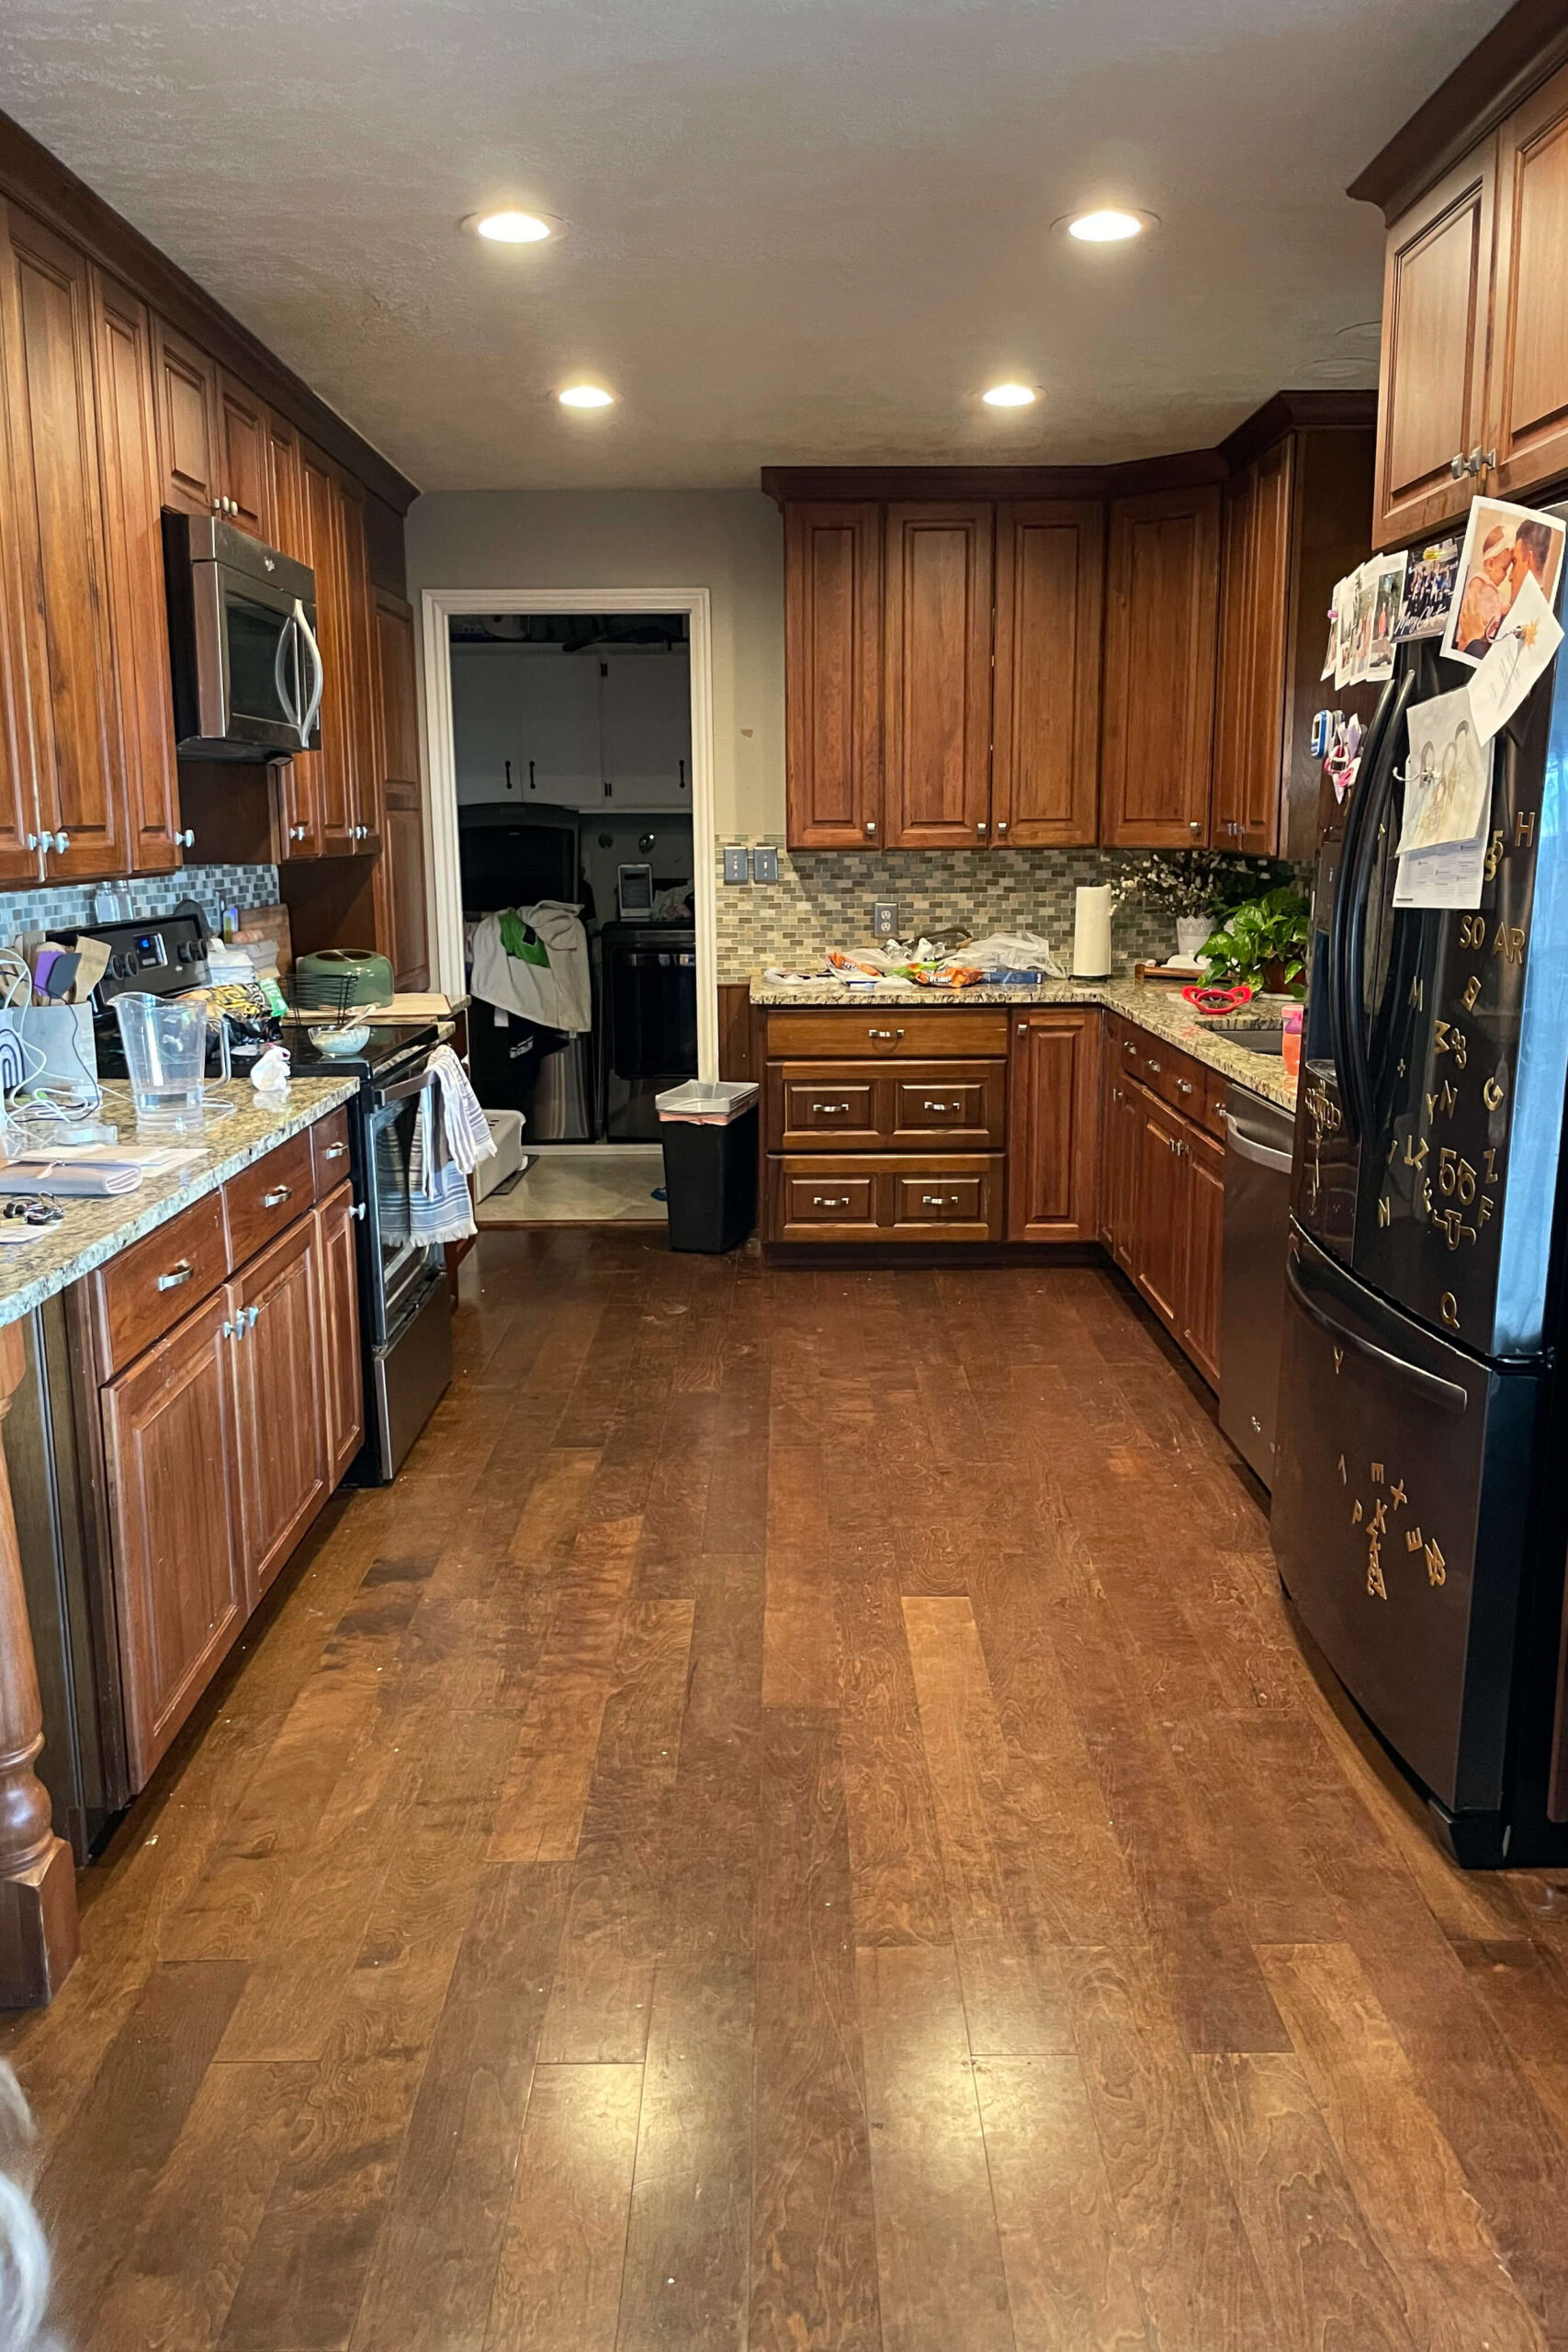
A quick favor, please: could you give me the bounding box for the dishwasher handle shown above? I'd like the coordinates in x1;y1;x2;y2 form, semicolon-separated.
1224;1112;1293;1173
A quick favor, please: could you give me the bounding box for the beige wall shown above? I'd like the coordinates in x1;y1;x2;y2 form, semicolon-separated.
403;488;785;838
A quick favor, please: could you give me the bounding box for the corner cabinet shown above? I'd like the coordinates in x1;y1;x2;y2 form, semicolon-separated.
784;502;882;847
1099;484;1222;848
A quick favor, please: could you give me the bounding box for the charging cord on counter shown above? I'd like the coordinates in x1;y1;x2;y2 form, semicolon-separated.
0;946;106;1160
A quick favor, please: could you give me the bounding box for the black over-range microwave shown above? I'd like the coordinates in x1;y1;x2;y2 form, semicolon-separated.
163;511;323;761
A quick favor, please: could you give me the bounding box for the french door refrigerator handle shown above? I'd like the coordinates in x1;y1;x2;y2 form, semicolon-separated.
1328;669;1412;1142
1285;1256;1469;1412
1342;667;1417;1147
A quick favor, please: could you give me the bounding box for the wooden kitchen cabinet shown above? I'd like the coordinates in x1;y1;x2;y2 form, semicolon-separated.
1486;60;1568;505
100;1288;247;1787
1132;1088;1187;1329
372;588;431;988
317;1181;365;1484
0;202;128;884
991;501;1102;847
1006;1009;1101;1241
784;502;882;847
217;369;273;540
151;313;221;518
1100;1073;1140;1275
1179;1125;1225;1388
333;472;378;851
1371;146;1496;548
231;1217;326;1609
90;271;184;875
1100;483;1221;848
883;503;994;848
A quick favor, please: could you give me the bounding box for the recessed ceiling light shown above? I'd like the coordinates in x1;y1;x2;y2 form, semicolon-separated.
558;383;615;409
1059;207;1156;243
466;209;554;243
982;382;1038;408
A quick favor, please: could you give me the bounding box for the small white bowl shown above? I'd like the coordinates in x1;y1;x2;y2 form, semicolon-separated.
307;1023;371;1057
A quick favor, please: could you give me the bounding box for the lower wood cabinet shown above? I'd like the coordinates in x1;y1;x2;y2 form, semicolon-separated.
86;1127;365;1790
99;1288;247;1790
1180;1125;1224;1388
1103;1063;1225;1390
1006;1010;1100;1241
773;1153;1003;1241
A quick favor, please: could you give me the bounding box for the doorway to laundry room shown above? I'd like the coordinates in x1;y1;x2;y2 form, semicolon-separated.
447;608;699;1225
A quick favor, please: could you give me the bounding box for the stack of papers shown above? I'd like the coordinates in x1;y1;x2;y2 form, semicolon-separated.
0;1140;207;1197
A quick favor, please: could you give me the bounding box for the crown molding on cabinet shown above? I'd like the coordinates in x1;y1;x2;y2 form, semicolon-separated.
761;392;1375;509
0;107;419;515
1348;0;1568;221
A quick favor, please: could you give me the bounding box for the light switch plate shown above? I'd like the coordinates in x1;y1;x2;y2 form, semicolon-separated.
873;900;899;939
722;845;750;884
751;843;779;883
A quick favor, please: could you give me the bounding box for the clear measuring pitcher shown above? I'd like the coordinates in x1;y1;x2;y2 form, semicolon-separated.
113;993;231;1127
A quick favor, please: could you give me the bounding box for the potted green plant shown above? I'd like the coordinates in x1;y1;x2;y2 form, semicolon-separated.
1129;851;1294;961
1198;886;1311;998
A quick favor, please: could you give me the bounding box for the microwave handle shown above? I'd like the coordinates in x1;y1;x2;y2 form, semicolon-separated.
293;600;325;749
274;611;303;737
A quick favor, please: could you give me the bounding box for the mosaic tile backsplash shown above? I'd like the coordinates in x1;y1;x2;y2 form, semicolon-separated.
713;841;1296;981
0;863;280;946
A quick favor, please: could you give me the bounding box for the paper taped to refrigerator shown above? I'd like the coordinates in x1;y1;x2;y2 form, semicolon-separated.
1399;689;1492;854
1467;571;1564;743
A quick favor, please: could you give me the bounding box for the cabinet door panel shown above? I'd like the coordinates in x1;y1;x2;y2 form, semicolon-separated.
1133;1091;1183;1329
0;240;43;881
1007;1010;1101;1242
1180;1125;1224;1390
1102;1077;1141;1273
334;472;375;846
101;1291;245;1790
232;1218;326;1609
317;1182;365;1485
1213;442;1294;855
991;501;1102;846
884;503;993;847
784;501;882;846
1100;486;1221;848
218;370;272;539
373;591;430;989
1489;64;1568;503
151;316;220;516
1211;468;1257;854
285;439;344;858
91;271;182;874
0;204;127;881
1373;146;1495;548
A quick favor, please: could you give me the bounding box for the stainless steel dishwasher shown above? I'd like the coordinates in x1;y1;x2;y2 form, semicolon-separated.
1218;1081;1295;1488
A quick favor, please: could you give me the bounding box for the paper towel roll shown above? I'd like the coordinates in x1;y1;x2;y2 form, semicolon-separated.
1073;885;1111;978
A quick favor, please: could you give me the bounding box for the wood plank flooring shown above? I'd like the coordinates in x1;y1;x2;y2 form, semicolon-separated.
8;1227;1568;2350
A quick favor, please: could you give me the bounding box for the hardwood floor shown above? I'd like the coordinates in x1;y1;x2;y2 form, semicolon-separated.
7;1228;1568;2350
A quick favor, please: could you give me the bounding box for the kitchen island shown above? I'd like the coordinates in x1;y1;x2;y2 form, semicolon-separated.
0;1075;361;2011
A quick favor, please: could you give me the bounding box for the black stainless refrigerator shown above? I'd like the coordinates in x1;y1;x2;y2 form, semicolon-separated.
1272;529;1568;1866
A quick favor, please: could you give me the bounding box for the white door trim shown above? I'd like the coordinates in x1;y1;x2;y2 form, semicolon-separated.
419;585;719;1080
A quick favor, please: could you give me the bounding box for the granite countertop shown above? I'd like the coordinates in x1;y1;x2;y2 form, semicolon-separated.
0;1075;360;1329
749;973;1298;1114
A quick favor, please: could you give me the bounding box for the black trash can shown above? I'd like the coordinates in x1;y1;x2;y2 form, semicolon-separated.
656;1081;760;1253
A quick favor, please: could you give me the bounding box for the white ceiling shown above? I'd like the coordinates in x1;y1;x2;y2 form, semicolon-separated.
0;0;1507;492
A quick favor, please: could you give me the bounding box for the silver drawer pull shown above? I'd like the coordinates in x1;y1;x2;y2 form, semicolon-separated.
920;1193;953;1208
1146;1057;1162;1073
867;1027;905;1042
812;1101;851;1114
262;1184;292;1208
321;1142;347;1160
155;1260;195;1292
923;1099;960;1114
812;1194;850;1209
1175;1078;1193;1094
247;1303;260;1328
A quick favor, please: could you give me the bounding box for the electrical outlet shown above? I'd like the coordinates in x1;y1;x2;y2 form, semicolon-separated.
873;900;899;939
751;843;779;883
722;845;750;884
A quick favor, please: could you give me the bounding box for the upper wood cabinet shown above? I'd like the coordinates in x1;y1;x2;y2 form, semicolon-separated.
0;202;127;883
1006;1008;1101;1241
784;502;882;847
151;315;221;517
265;406;306;559
1100;483;1221;849
90;273;183;875
217;369;272;540
991;501;1102;847
883;503;994;848
1372;147;1495;548
372;588;430;989
1487;59;1568;504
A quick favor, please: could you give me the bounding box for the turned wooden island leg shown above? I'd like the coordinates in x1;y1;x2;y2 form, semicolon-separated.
0;1321;77;2005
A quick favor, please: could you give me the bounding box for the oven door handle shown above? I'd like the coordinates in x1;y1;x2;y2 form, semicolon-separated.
373;1068;434;1107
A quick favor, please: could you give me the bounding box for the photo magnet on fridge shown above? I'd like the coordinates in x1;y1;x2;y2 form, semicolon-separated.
1442;496;1566;668
1365;552;1407;684
1393;534;1461;641
1399;688;1493;855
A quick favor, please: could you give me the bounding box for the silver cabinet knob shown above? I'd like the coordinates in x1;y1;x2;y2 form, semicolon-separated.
976;820;987;836
177;828;196;849
350;1201;367;1221
25;833;39;853
50;831;69;854
1450;453;1468;481
996;820;1008;837
864;819;876;836
1189;819;1201;835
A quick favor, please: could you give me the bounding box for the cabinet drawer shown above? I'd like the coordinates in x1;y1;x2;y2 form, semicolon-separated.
780;1168;876;1234
766;1009;1010;1058
772;1153;1001;1242
769;1059;1005;1151
223;1129;315;1270
310;1106;353;1194
86;1189;230;1374
1201;1066;1229;1139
